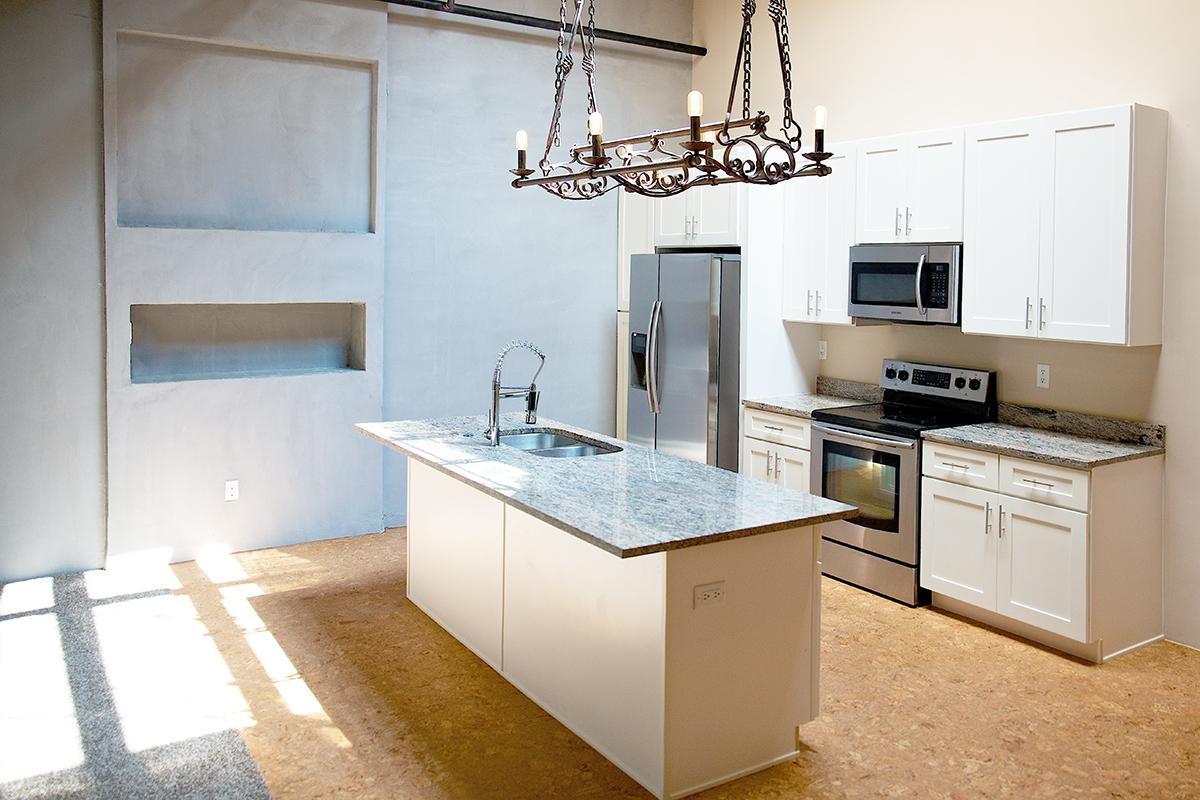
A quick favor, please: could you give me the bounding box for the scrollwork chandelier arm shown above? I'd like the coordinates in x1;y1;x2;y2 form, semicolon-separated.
511;0;832;201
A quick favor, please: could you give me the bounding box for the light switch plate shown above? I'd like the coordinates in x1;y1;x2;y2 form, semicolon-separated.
1036;364;1051;389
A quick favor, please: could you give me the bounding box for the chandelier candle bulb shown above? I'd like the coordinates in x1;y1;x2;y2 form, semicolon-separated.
515;129;528;171
587;111;604;138
687;90;704;117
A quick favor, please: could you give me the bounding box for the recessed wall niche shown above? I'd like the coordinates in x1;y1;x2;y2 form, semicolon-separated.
130;303;366;383
115;31;374;233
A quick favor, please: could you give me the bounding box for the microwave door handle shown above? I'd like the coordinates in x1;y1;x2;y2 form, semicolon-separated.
914;253;927;316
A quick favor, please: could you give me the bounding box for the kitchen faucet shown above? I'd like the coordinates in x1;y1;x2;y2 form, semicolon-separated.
486;339;545;446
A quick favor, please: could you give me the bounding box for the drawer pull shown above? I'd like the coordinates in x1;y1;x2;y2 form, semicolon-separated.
941;461;970;470
1022;478;1056;489
763;425;784;432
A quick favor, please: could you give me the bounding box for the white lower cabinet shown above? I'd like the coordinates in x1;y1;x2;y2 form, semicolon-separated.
741;409;812;489
920;445;1163;661
920;479;997;610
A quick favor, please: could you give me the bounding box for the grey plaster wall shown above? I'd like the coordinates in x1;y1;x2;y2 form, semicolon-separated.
0;0;107;583
382;1;695;525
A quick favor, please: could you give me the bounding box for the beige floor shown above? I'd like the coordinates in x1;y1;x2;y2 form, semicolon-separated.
15;528;1200;799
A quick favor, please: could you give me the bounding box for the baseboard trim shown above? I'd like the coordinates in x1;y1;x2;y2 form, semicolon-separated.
1103;634;1164;661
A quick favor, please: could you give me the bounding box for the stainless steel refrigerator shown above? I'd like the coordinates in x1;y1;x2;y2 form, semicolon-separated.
626;252;741;470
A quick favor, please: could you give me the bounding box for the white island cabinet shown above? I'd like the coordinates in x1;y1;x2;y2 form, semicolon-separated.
359;416;856;800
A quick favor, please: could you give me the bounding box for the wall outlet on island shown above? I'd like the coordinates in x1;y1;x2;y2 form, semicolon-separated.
1036;363;1051;389
818;340;827;361
693;580;726;608
225;479;240;502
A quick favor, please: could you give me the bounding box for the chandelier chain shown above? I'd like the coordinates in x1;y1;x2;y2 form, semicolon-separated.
769;0;799;143
581;0;598;115
741;0;754;119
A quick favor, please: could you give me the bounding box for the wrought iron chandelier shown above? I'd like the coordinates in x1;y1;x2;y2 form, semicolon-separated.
510;0;832;200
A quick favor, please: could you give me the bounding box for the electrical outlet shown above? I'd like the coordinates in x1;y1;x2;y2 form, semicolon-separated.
224;479;240;502
693;580;726;608
1036;363;1051;389
817;340;828;361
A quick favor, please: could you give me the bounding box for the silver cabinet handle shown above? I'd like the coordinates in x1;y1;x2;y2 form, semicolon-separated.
998;505;1006;539
766;450;775;477
985;501;992;536
807;289;813;316
646;299;663;413
905;206;912;236
763;424;784;432
691;215;699;239
914;253;927;316
942;461;970;470
894;207;902;236
1025;296;1032;330
684;216;691;239
1022;478;1056;489
1039;298;1047;330
815;290;822;316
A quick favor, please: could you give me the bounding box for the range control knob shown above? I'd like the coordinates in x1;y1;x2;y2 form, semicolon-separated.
885;368;898;380
897;370;910;381
968;378;982;391
954;377;967;389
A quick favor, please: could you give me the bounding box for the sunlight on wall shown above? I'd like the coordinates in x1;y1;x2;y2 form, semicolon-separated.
0;614;85;782
91;594;254;752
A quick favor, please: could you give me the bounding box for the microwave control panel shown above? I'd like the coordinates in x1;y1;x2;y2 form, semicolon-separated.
927;263;950;308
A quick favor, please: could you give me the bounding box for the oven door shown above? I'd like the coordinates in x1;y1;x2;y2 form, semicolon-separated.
847;244;960;324
810;423;920;565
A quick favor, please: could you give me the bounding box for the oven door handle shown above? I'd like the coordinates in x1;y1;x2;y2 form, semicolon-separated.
914;253;927;316
813;423;918;450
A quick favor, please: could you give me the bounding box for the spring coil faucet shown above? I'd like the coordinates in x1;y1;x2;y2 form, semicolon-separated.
487;339;546;445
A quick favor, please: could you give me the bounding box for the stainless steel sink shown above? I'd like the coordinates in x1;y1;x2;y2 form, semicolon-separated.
499;429;622;458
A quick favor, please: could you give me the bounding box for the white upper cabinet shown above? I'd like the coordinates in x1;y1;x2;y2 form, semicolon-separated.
652;183;741;247
962;104;1167;346
961;119;1044;338
617;191;654;312
782;144;856;325
855;128;964;244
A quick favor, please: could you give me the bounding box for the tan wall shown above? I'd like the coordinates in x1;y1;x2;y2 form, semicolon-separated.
693;0;1199;648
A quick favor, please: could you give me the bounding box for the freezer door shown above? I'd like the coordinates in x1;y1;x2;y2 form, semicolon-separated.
626;254;659;448
655;253;720;464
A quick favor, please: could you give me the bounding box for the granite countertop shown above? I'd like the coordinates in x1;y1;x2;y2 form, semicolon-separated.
357;415;857;558
742;394;864;419
921;424;1165;470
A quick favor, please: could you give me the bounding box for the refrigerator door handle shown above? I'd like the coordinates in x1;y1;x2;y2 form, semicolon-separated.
646;299;663;413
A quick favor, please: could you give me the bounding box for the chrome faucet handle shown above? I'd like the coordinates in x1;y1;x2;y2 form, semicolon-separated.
525;386;540;424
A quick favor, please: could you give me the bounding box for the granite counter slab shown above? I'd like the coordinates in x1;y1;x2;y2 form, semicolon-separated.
357;415;857;558
921;424;1165;470
742;394;864;419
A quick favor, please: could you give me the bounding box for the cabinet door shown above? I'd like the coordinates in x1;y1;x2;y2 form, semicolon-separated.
1038;107;1131;345
690;183;741;246
817;147;856;324
618;192;654;311
997;496;1089;641
855;137;907;243
961;119;1043;337
781;178;820;321
740;436;774;482
653;191;690;246
773;442;810;492
920;478;997;610
906;128;964;242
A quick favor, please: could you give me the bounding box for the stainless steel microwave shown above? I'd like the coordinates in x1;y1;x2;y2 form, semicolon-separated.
847;243;962;325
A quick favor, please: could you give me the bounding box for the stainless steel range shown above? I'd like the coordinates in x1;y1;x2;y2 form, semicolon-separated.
810;360;996;606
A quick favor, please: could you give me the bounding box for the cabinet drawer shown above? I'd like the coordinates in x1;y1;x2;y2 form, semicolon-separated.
922;442;999;489
999;457;1089;512
744;408;811;450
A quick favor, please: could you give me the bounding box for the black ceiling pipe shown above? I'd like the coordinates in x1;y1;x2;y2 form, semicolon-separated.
383;0;707;57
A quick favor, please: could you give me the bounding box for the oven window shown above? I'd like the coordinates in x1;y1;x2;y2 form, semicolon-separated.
822;440;901;533
851;262;918;306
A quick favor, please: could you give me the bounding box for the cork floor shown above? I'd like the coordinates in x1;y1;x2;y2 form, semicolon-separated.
2;528;1198;799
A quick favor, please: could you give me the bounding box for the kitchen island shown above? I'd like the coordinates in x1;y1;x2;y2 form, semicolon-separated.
357;415;857;799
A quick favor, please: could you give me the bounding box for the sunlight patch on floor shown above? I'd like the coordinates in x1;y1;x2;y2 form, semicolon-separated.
85;549;180;599
0;576;55;616
91;594;254;752
0;614;85;782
